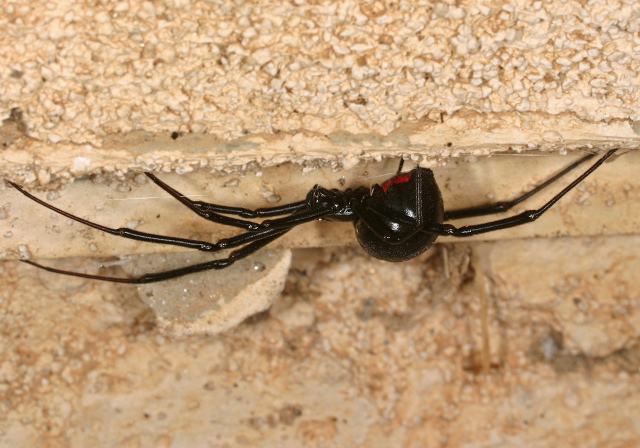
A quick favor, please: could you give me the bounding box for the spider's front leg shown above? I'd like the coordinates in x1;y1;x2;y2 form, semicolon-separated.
22;228;291;284
10;179;295;253
147;174;344;231
8;179;303;282
146;173;310;230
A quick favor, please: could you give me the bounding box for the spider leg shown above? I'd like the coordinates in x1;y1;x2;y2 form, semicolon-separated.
428;148;618;237
21;229;290;283
8;181;284;252
444;151;598;220
257;205;337;229
146;173;308;229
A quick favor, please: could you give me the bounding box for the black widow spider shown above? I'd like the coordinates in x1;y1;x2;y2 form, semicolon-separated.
8;149;618;284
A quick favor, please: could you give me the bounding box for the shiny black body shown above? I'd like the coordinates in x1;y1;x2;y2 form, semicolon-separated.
9;149;618;283
352;168;444;262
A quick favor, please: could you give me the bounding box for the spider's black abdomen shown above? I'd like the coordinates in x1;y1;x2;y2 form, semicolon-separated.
355;168;444;262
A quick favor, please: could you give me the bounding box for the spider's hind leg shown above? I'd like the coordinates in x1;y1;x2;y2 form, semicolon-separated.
431;149;618;237
444;151;598;221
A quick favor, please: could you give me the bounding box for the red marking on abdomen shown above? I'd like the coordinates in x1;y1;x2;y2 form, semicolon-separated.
382;172;413;192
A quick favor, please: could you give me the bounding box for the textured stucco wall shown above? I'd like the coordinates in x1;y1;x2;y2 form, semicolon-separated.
1;0;639;183
2;239;640;446
3;0;639;257
2;1;640;447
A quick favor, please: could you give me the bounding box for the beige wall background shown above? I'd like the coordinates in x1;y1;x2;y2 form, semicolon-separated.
2;1;640;447
2;0;639;179
2;0;640;258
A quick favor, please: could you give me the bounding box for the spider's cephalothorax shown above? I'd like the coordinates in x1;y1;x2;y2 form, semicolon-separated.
8;149;619;283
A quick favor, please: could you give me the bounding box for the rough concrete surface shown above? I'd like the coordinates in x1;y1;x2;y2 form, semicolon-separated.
1;238;640;447
2;0;640;446
2;0;640;181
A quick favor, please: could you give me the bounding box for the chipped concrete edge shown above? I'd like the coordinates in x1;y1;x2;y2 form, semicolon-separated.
153;250;292;337
2;111;638;188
